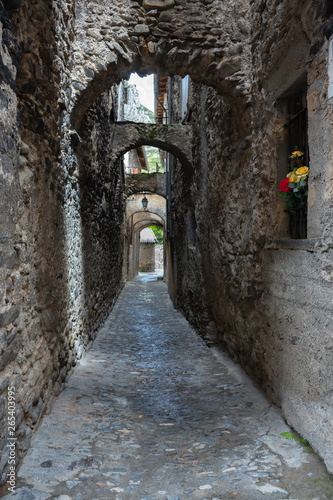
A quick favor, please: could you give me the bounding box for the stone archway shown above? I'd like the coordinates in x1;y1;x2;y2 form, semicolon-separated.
70;0;251;130
109;122;192;171
126;193;166;279
112;121;194;193
125;171;167;198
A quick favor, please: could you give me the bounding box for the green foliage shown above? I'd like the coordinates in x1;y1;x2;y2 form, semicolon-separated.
148;225;164;244
281;432;313;453
281;432;298;441
145;146;164;173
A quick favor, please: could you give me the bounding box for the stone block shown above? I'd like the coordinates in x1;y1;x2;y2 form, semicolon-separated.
143;0;175;10
133;24;150;36
0;329;7;353
30;398;45;426
159;10;173;21
4;249;17;269
20;142;30;156
0;307;19;328
0;335;20;371
19;154;28;168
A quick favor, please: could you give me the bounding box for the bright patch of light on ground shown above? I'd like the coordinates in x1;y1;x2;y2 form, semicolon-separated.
129;73;154;111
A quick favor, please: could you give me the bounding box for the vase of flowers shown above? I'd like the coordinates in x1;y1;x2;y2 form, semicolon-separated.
279;150;309;239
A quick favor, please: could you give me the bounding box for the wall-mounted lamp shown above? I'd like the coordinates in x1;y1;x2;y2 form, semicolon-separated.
142;194;148;210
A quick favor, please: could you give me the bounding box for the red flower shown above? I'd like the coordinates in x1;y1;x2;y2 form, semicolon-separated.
279;177;291;192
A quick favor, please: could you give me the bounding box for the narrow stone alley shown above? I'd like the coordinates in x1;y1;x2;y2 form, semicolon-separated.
2;274;332;500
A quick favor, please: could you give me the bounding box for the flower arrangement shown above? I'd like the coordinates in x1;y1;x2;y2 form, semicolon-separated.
279;150;309;210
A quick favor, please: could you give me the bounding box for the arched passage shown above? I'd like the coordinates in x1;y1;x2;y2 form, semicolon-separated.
70;0;251;132
2;0;333;483
137;221;165;274
125;193;166;280
124;171;167;198
109;121;193;180
119;130;194;291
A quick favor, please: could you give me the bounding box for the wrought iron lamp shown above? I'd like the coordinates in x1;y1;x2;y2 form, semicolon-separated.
142;194;148;210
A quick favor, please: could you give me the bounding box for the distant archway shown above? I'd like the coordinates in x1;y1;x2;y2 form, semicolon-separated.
110;121;193;180
125;193;166;279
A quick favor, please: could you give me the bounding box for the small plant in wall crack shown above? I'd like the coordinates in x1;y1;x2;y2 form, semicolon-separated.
281;431;313;453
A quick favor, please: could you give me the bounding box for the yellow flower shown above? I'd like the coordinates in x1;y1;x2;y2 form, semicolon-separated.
296;166;309;176
286;171;294;178
291;150;303;158
289;173;300;183
296;166;309;181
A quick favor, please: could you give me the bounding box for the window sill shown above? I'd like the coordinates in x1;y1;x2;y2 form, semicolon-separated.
265;238;320;252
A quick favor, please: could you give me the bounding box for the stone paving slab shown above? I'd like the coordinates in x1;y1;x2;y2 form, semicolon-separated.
1;273;333;499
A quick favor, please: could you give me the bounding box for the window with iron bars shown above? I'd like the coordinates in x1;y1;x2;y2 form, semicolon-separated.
284;87;309;166
283;84;309;238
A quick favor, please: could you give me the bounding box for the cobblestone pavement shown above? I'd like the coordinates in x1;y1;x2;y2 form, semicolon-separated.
2;273;333;500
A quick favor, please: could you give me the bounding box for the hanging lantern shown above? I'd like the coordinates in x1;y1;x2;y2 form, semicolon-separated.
142;194;148;210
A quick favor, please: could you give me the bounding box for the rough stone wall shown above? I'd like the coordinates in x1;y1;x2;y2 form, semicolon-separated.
171;0;333;474
249;0;333;472
0;0;75;483
76;90;125;336
170;77;254;346
0;3;24;480
0;0;129;483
